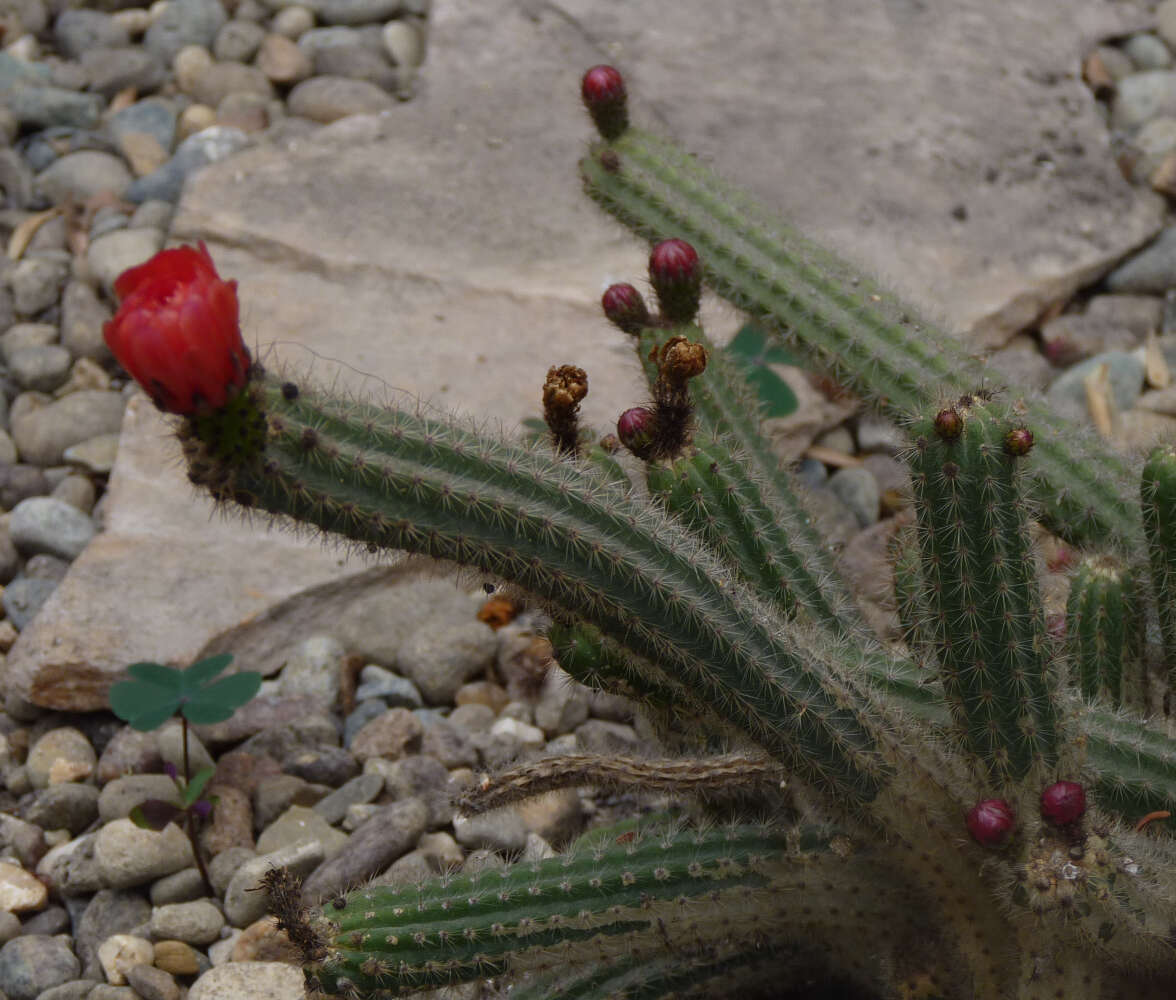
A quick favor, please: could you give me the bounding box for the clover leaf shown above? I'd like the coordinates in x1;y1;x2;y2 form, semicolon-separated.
722;322;800;418
109;653;262;731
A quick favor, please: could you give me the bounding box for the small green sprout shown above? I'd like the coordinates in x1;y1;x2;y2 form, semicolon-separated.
108;653;261;894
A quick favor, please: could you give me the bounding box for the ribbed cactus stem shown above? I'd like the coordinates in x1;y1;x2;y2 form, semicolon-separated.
183;374;890;807
633;321;864;637
907;397;1059;782
1065;555;1143;706
298;822;928;999
1142;445;1176;689
580;129;1140;549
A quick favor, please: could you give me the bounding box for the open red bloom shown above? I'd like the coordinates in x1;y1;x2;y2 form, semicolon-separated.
104;243;250;414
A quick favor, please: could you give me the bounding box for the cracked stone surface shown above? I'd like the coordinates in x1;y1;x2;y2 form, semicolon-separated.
5;0;1164;708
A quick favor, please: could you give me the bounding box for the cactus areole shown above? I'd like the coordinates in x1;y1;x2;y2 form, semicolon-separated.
966;799;1015;847
1040;781;1086;826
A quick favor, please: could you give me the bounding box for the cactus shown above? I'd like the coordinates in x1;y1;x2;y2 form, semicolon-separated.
101;68;1176;1000
1065;555;1144;706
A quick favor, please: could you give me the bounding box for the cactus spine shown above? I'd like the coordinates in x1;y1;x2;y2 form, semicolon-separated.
1066;555;1143;706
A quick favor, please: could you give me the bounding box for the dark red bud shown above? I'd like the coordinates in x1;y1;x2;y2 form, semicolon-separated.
934;407;963;441
649;239;701;323
966;798;1015;847
1040;781;1086;826
617;406;656;455
1004;427;1034;456
581;65;628;140
602;283;651;335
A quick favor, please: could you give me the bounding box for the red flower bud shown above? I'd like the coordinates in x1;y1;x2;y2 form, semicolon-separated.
934;407;962;441
581;65;628;140
1040;781;1086;826
602;283;651;335
103;243;250;415
616;406;656;456
966;798;1015;847
649;239;702;323
1003;426;1034;457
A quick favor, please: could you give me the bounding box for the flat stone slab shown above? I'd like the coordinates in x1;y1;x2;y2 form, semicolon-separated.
3;395;403;710
6;0;1164;708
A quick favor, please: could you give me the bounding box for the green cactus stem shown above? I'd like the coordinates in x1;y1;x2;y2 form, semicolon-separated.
907;397;1059;783
183;374;891;809
287;820;931;1000
1066;555;1143;707
580;129;1141;550
1142;445;1176;690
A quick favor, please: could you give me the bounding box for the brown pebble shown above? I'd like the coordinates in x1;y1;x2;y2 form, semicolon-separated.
230;916;302;965
152;940;200;977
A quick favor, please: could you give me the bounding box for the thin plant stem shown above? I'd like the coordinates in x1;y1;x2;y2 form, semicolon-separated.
182;716;215;896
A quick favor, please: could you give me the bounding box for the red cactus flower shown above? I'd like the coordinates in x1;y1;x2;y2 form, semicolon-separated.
103;243;250;415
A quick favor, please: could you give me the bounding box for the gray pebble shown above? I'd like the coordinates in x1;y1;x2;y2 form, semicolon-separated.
107;100;177;157
149;867;207;906
278;634;345;706
0;463;50;507
9;496;96;560
0;912;18;945
89;207;130;240
54;10;129;60
0;813;47;869
574;718;643;755
397;620;496;704
354;664;423;708
3;576;59;629
60;280;112;362
827;466;880;528
452;809;527;853
86;227;165;293
187;61;274;108
381;19;423;67
1106;225;1176;293
97;774;179;823
312;44;398;91
272;7;314;38
1;321;56;364
0;936;80;1000
74;890;150;977
90;987;138;1000
29;979;95;1000
126;126;249;204
287;75;396;123
18;905;69;936
222;840;323;928
149;900;224;946
1124;33;1173;71
367;754;451;826
213;20;266;61
207;846;255;896
10;254;69;317
125;964;180;1000
342;698;387;745
311;772;383;825
2;79;103;130
1112;70;1176;131
297;25;367;54
36;151;132;203
1045;351;1146;422
315;0;402;25
81;47;167;99
144;0;228;63
854;413;905;454
796;456;828;488
301;797;428;904
51;474;96;514
23;782;99;835
10;345;72;393
35;833;103;898
0;149;37;210
283;744;359;786
128;199;173;230
156;721;215;774
420;718;477;768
